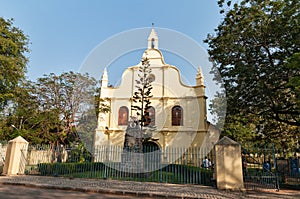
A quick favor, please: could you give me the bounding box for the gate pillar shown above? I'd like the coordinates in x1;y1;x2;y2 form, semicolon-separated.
2;136;28;175
214;136;244;190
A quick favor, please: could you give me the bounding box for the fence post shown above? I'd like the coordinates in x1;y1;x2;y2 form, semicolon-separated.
2;136;29;175
214;136;244;191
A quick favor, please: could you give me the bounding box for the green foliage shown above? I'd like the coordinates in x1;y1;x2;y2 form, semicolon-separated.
222;114;258;142
75;108;98;152
95;87;110;117
0;18;29;111
131;57;154;132
34;72;98;145
37;162;105;176
206;0;300;144
0;71;100;146
67;142;92;162
37;162;212;185
286;53;300;109
209;91;226;130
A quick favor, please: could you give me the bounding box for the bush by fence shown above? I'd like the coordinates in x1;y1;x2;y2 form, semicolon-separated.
36;162;213;185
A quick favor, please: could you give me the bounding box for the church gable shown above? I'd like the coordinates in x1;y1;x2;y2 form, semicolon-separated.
95;28;209;151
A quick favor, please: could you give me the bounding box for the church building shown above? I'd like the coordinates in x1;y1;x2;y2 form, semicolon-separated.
94;29;218;162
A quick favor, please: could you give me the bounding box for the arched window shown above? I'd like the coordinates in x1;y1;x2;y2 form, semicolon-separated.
118;106;128;125
172;106;183;126
145;106;155;126
151;38;155;48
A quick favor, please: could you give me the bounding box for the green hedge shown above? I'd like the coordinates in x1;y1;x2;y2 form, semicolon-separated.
38;162;106;176
37;162;213;185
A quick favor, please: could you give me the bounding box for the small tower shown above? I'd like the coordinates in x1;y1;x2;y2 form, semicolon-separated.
195;65;207;132
148;28;158;49
196;66;205;86
94;68;110;159
101;67;108;87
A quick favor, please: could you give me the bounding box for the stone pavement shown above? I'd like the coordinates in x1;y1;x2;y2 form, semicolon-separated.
0;175;299;199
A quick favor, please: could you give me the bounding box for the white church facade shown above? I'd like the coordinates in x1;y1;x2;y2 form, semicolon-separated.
94;29;219;162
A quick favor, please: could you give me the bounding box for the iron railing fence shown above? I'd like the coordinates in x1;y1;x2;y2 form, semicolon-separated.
241;143;280;190
24;145;214;186
0;140;297;188
276;157;300;186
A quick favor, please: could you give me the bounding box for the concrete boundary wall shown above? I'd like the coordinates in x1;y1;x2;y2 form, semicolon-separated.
214;136;244;190
2;136;28;175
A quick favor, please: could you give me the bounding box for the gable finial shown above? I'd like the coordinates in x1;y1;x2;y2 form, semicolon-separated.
196;66;204;86
147;26;158;49
101;67;108;87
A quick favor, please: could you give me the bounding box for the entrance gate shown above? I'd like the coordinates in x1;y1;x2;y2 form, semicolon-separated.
242;143;279;191
143;141;161;172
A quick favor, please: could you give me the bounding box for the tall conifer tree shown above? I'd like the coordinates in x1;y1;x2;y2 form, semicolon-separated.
131;57;155;138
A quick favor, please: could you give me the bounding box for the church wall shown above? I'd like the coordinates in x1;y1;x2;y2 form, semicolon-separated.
94;29;217;162
108;69;134;98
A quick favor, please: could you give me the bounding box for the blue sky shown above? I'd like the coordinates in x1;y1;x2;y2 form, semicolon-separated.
0;0;222;82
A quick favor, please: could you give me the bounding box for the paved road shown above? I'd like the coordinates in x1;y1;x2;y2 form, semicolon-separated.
0;185;156;199
1;176;299;199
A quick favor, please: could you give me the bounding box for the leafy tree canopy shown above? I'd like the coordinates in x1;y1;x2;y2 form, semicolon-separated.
0;18;29;111
0;71;100;146
206;0;300;143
